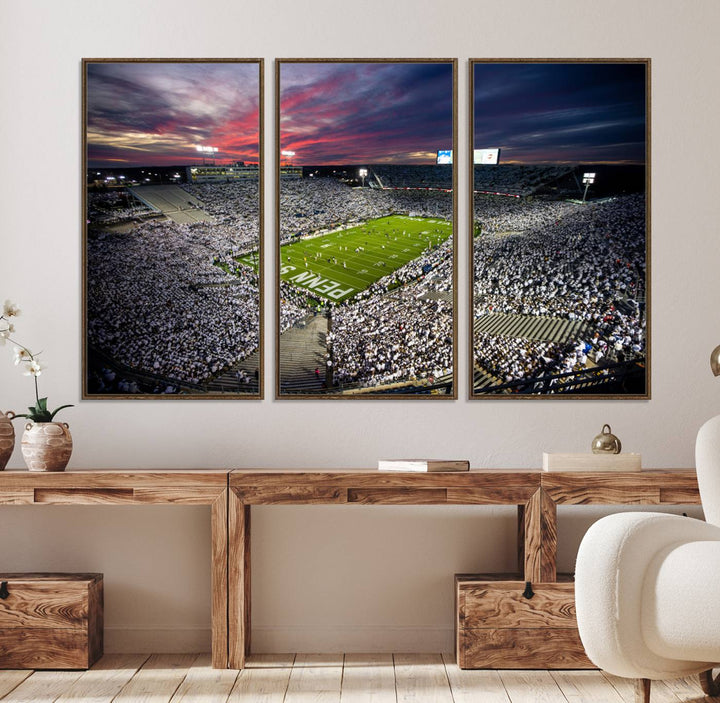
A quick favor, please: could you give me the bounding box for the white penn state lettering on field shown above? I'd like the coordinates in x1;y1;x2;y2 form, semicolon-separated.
290;271;354;300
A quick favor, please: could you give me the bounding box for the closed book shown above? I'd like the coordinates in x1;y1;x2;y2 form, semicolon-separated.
542;452;642;472
378;459;470;472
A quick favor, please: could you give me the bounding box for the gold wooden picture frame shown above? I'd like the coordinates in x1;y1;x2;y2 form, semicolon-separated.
82;58;264;398
469;59;650;399
276;58;458;399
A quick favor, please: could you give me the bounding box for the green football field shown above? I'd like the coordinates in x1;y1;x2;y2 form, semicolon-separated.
238;215;451;303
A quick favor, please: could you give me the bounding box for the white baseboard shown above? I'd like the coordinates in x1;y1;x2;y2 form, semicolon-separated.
104;626;211;653
105;625;454;654
251;625;455;653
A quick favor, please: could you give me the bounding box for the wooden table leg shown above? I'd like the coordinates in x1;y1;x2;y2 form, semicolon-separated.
635;678;651;703
228;489;251;669
519;488;557;583
211;489;228;669
699;669;720;695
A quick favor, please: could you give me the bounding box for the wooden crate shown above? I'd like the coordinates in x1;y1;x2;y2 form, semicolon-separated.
0;573;103;669
455;573;594;669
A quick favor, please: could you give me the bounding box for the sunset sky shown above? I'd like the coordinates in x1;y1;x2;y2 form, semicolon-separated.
473;62;647;164
86;61;260;167
280;62;454;165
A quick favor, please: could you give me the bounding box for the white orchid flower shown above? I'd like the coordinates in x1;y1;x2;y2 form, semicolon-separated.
2;300;21;318
13;347;32;365
23;359;44;377
0;322;13;345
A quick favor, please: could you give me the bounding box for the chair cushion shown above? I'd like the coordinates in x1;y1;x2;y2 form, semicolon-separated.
576;512;720;679
643;540;720;662
696;414;720;526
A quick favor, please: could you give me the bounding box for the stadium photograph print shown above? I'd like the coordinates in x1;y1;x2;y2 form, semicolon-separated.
83;59;263;398
276;59;457;398
470;59;649;399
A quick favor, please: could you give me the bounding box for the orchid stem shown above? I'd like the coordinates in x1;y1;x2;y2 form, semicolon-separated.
7;337;34;360
1;317;40;405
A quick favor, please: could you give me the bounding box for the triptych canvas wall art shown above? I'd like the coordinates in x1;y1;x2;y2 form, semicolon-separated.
470;60;648;398
82;58;648;400
276;60;457;398
83;59;263;398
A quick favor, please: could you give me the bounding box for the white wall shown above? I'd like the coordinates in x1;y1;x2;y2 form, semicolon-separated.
1;0;719;653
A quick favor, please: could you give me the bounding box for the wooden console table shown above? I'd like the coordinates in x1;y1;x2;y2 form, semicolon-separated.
0;470;229;669
228;469;700;669
0;468;702;670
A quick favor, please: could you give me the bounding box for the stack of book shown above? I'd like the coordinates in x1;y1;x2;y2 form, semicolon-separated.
377;459;470;472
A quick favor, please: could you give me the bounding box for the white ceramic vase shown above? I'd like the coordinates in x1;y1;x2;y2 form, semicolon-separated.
21;421;73;472
0;410;15;470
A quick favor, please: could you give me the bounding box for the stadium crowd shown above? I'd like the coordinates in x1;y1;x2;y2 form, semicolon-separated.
372;164;453;190
87;168;645;395
474;333;594;385
87;183;260;392
87;191;154;226
329;287;453;388
357;163;571;196
472;164;573;196
181;181;259;254
472;193;646;384
279;282;318;333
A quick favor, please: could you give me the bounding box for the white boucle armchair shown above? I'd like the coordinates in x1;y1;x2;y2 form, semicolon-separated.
575;415;720;702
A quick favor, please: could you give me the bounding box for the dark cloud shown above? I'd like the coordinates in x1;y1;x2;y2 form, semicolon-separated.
473;62;647;164
280;62;454;164
86;62;260;166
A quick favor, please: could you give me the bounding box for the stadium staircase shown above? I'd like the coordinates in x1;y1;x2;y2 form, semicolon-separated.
473;313;588;344
279;314;329;392
205;352;260;394
473;365;504;391
420;290;453;303
128;185;213;224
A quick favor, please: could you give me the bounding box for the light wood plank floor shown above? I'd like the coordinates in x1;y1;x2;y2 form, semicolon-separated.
0;654;713;703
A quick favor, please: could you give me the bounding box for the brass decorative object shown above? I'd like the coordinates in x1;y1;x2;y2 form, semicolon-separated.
711;345;720;376
591;424;622;454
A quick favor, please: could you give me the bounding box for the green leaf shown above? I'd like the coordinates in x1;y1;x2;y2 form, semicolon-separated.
48;404;73;421
15;401;72;423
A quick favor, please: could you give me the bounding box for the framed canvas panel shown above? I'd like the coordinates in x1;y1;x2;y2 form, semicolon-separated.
83;58;263;398
470;59;650;399
276;59;457;398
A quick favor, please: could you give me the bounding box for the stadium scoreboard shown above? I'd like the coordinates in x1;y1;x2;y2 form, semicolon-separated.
473;148;501;165
437;148;501;165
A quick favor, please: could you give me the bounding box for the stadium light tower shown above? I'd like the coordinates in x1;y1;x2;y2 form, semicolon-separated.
195;145;219;165
582;172;596;203
281;150;296;167
358;168;368;187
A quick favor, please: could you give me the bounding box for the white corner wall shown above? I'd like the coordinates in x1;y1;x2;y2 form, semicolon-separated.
1;0;719;653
